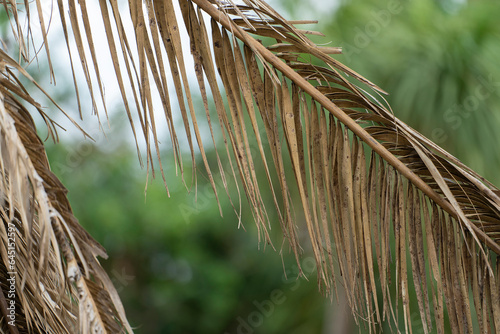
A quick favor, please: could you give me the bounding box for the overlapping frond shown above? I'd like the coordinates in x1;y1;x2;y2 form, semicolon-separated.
0;51;132;332
2;0;500;332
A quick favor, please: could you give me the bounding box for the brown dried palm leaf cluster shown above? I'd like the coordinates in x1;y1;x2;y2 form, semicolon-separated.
0;51;132;332
1;0;500;333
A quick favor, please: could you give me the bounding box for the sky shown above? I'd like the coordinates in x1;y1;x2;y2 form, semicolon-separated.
23;1;337;150
20;0;343;163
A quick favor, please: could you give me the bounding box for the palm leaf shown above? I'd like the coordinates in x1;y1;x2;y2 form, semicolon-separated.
0;51;132;332
2;0;500;333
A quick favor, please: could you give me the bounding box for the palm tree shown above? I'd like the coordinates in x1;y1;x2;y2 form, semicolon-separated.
1;0;499;333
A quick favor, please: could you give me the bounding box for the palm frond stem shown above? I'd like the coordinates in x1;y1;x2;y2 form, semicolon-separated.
192;0;500;256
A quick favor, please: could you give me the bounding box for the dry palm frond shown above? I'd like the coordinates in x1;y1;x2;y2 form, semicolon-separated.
0;51;132;332
3;0;500;333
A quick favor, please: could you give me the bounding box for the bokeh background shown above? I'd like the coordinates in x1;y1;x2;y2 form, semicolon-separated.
3;0;500;332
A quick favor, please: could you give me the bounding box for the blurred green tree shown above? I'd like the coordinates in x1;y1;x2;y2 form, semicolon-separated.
45;137;326;333
324;0;500;185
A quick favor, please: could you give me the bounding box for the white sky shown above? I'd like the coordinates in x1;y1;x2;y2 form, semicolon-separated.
25;0;340;154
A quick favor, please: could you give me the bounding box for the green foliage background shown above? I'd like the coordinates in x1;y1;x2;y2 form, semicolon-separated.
36;0;500;332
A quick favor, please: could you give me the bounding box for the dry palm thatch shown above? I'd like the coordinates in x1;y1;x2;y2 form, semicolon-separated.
2;0;500;333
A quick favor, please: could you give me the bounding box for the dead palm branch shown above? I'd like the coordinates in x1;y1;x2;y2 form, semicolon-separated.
1;0;500;333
